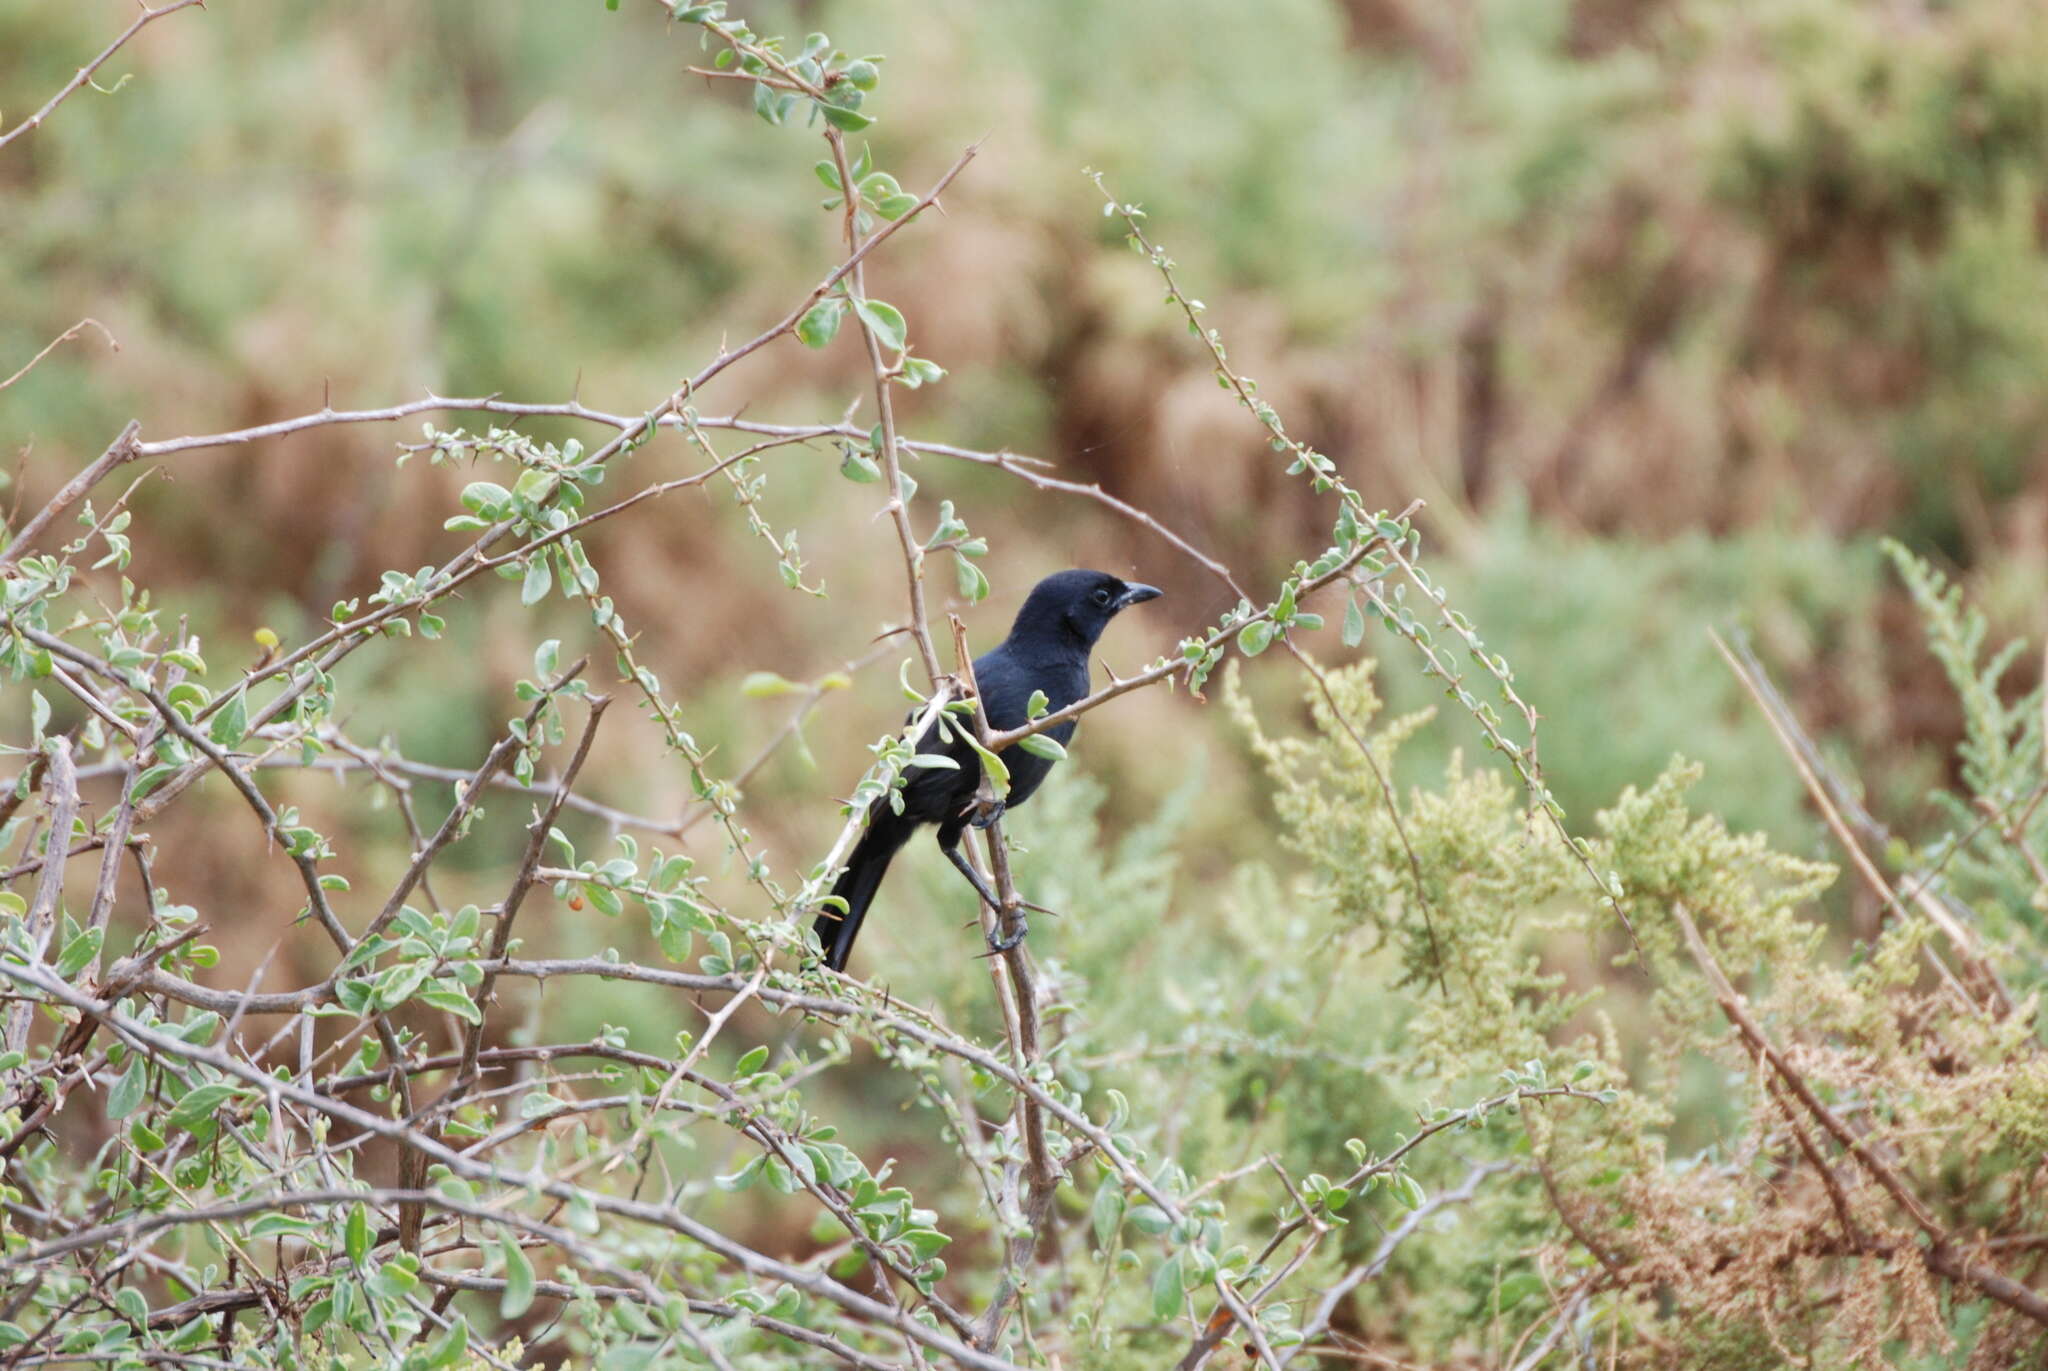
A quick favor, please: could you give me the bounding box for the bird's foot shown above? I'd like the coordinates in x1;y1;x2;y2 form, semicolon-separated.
967;797;1007;830
985;906;1029;956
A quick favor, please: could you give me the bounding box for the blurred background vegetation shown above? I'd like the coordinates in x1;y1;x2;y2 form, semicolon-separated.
5;0;2048;1361
10;0;2044;837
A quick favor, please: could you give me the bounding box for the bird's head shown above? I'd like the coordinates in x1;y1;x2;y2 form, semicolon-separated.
1009;569;1163;650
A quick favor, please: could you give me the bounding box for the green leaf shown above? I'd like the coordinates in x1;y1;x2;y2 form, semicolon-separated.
955;730;1010;796
209;688;249;748
418;987;483;1024
521;558;553;606
1127;1204;1171;1236
114;1287;148;1325
853;298;907;352
734;1045;770;1076
423;1315;469;1369
900;1229;949;1262
1496;1269;1546;1311
1090;1176;1125;1248
740;671;802;699
460;482;512;517
796;298;845;349
106;1057;147;1120
346;1203;371;1266
509;472;556;512
367;1259;419;1299
820;103;873;131
955;556;989;603
534;638;561;680
1016;733;1066;762
1151;1253;1184;1320
248;1213;321;1239
132;763;180;801
54;926;101;979
167;1083;241;1134
1342;596;1366;647
372;962;429;1011
1237;621;1275;656
715;1154;766;1193
500;1234;536;1318
838;447;881;482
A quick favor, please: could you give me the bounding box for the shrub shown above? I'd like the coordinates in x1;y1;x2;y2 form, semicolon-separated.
1;5;2044;1370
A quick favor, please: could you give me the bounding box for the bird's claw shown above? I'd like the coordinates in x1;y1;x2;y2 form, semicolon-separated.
968;798;1007;830
985;908;1029;956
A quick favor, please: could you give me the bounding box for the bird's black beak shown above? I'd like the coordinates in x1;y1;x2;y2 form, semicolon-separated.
1115;583;1163;610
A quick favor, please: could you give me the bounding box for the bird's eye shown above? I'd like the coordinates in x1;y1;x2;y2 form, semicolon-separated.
1092;587;1114;606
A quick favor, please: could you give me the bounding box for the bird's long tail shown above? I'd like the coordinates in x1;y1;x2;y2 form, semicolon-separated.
816;806;914;972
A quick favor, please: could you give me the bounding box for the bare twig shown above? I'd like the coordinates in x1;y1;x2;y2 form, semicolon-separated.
0;423;140;571
0;962;1033;1371
1175;1086;1599;1371
1279;1160;1513;1369
828;128;942;684
0;320;119;394
5;739;77;1053
1711;627;2011;1015
947;617;1058;1353
0;1;208;151
451;690;610;1098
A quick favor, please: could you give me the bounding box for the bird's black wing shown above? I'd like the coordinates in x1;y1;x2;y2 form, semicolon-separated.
815;701;981;971
974;641;1085;812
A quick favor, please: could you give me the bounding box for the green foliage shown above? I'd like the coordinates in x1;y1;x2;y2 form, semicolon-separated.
1378;514;1884;844
5;3;2048;1368
1882;539;2048;989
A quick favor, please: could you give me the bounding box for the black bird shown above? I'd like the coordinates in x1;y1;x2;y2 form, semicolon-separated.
815;569;1163;972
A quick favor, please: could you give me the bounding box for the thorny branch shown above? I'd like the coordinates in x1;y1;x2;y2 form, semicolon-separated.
0;1;209;152
0;320;119;396
11;5;2031;1366
945;618;1060;1353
